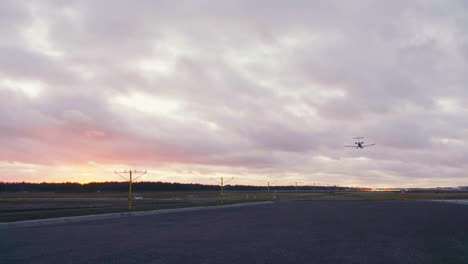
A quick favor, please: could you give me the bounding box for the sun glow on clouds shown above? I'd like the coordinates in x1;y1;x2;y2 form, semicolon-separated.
0;79;44;98
431;137;466;146
21;9;64;58
313;155;334;162
435;98;463;113
0;161;42;172
132;34;201;78
136;58;175;76
3;1;468;188
0;161;128;183
285;103;318;118
111;92;181;115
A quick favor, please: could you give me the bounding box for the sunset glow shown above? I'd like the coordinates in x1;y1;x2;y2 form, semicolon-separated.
1;1;468;188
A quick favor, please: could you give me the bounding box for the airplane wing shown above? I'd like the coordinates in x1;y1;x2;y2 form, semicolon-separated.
344;145;357;148
362;144;376;148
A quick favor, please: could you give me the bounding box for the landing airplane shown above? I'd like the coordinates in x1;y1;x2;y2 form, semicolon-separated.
345;137;375;149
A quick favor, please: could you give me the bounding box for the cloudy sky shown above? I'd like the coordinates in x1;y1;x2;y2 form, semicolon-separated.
1;0;468;187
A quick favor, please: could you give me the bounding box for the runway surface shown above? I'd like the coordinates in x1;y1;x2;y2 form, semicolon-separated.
2;201;468;264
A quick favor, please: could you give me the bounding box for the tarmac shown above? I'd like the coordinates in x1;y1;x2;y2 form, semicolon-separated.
433;199;468;205
1;200;468;264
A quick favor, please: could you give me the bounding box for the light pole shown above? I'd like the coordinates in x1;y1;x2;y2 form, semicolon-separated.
267;180;278;193
210;177;234;204
114;170;147;209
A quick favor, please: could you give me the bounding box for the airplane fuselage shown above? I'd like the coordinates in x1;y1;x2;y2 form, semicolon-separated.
345;138;374;149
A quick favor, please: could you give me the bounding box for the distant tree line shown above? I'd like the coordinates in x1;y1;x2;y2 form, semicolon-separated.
0;181;351;193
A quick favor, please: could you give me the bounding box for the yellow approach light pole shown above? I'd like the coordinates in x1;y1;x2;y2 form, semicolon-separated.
267;180;278;200
291;182;303;194
115;170;147;210
210;177;234;204
267;180;277;193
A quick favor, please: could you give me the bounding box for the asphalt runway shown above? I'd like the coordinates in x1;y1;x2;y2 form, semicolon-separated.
1;201;468;264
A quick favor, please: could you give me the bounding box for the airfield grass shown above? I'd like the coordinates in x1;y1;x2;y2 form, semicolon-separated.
0;199;249;222
1;190;467;222
2;190;468;200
